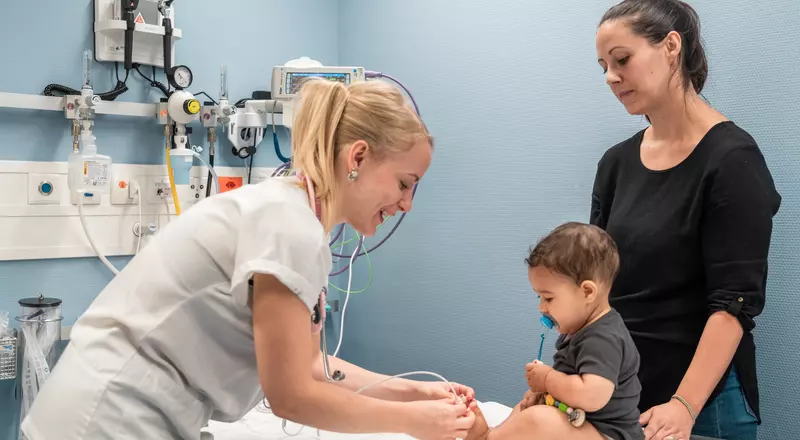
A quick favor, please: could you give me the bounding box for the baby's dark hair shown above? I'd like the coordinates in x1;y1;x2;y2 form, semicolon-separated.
525;222;620;287
600;0;708;94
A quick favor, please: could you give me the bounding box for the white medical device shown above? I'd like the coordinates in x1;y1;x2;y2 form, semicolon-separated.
270;64;366;101
93;0;182;69
221;58;365;152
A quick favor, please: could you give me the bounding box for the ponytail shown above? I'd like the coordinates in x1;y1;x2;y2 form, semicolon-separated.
291;80;350;231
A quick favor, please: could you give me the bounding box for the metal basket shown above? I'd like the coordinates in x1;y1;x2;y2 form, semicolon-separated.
0;329;17;380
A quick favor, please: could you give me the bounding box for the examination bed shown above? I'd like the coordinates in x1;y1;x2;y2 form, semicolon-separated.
203;401;514;439
203;401;722;440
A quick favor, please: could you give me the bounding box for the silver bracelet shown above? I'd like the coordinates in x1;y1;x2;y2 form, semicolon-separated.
671;394;697;421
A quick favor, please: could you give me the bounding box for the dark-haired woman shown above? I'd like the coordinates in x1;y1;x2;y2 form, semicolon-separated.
590;2;781;440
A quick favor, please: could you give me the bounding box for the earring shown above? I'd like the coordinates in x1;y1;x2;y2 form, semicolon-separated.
347;168;359;181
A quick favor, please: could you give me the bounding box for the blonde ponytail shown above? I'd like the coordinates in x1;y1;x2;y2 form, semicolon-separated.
291;78;432;232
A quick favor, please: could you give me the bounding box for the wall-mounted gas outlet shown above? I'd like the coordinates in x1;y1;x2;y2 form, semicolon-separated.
147;176;173;204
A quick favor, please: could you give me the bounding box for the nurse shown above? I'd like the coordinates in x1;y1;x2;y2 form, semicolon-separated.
21;78;476;440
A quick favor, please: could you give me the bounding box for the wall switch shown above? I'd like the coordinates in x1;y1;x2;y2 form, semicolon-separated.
28;173;64;205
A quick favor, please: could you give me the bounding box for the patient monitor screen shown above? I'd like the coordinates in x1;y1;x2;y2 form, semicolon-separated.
285;72;351;95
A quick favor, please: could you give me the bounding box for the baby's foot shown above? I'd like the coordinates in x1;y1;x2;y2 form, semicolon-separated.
464;405;490;440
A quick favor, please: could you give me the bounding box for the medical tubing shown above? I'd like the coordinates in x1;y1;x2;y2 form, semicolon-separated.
165;137;182;215
206;128;216;198
365;71;420;116
276;370;461;437
273;132;290;163
329;188;416;259
135;182;142;254
328;239;373;294
330;224;344;246
330;236;363;277
270;161;291;177
271;101;290;163
77;192;121;275
192;151;221;194
355;371;459;398
332;244;360;357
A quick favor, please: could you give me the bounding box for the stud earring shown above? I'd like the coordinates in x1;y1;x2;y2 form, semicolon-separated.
347;168;359;181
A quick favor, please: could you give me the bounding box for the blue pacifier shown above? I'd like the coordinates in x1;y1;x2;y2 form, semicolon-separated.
537;314;556;361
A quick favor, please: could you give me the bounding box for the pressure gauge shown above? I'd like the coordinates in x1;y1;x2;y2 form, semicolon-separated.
169;65;194;90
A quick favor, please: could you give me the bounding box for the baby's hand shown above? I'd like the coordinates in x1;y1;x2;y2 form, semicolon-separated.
525;360;554;393
519;389;545;411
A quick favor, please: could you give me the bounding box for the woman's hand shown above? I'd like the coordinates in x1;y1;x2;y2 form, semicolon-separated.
525;360;553;393
418;381;476;406
403;397;475;440
640;399;694;440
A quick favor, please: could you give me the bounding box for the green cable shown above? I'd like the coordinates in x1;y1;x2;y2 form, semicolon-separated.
328;231;374;294
331;219;388;250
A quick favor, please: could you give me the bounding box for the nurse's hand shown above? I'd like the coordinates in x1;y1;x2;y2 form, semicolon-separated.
420;381;476;406
404;397;475;440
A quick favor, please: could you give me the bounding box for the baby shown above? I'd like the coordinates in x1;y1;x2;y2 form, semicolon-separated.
466;222;644;440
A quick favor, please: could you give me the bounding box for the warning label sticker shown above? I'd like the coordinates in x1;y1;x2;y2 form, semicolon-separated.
135;13;146;24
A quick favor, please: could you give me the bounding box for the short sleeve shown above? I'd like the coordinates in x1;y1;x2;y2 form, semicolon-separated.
702;146;781;331
573;331;623;386
229;202;330;313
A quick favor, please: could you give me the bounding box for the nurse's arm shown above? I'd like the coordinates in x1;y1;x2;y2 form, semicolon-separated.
252;274;411;434
310;335;420;401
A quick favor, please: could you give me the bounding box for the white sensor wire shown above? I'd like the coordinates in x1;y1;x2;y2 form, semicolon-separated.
77;191;120;275
278;370;462;437
332;244;359;357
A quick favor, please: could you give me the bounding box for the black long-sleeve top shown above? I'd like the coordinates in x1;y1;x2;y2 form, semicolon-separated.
590;121;781;420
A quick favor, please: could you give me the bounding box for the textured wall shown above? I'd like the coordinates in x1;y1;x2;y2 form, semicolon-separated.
0;1;339;438
335;1;800;439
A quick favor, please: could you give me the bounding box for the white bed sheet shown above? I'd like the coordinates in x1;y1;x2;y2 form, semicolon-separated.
204;401;513;440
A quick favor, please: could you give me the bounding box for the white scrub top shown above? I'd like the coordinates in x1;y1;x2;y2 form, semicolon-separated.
20;178;333;440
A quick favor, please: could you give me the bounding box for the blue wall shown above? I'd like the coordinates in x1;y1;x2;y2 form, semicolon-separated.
0;1;339;438
335;1;800;439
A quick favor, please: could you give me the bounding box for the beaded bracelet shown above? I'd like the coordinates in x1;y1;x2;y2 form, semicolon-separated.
544;394;586;427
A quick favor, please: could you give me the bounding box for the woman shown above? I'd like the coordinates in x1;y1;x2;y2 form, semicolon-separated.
21;79;476;440
591;2;781;440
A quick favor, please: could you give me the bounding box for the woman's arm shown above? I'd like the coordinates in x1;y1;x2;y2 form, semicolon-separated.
309;335;418;401
252;273;411;433
674;312;743;412
676;145;780;414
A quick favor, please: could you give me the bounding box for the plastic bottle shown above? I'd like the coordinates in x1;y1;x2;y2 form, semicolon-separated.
68;131;111;194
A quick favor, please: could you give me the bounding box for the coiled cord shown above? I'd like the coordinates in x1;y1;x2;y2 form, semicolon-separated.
43;63;130;101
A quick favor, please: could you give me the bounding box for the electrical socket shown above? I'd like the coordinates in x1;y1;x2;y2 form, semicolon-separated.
110;178;143;205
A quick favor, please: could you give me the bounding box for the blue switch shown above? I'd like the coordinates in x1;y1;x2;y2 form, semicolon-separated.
38;181;54;196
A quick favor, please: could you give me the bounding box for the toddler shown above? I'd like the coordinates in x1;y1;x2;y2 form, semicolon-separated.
466;222;644;440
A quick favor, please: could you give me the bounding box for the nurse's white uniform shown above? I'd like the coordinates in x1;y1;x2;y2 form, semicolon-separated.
21;178;332;440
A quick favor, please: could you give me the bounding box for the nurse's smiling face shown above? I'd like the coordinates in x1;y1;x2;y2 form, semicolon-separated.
336;139;432;237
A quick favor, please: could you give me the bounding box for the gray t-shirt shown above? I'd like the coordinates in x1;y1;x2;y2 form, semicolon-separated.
552;308;644;440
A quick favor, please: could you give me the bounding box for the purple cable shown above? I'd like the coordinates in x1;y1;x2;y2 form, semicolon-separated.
365;71;420;116
330;236;364;276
